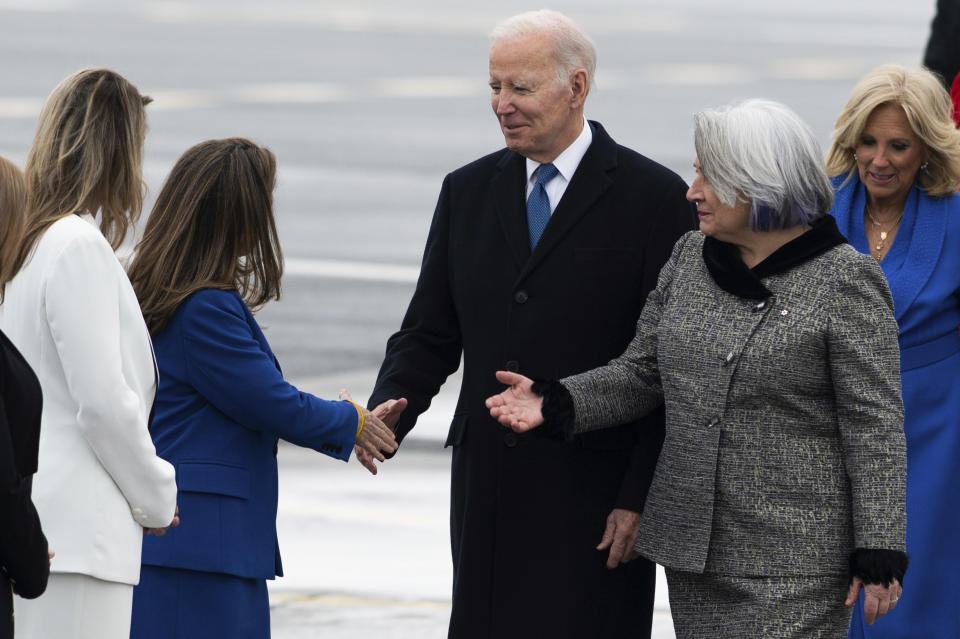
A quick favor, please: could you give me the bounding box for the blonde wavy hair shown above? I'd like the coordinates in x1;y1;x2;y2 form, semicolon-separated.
0;156;27;301
826;64;960;198
1;68;150;291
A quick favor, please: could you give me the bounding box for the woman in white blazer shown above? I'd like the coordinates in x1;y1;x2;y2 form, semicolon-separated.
0;68;178;639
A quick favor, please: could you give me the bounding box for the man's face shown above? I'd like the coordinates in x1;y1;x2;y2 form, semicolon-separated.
488;33;582;163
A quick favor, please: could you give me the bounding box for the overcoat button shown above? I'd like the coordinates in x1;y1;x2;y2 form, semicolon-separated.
504;431;519;447
514;290;529;304
722;352;734;366
706;416;720;428
505;360;519;372
753;301;766;311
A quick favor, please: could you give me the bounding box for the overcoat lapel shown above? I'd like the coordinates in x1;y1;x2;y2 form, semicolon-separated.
491;151;531;270
520;122;618;280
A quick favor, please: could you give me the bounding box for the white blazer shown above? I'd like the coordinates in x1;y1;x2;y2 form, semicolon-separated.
0;214;176;585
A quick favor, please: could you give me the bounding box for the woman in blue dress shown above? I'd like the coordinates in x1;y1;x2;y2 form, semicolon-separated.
125;138;399;638
827;64;960;638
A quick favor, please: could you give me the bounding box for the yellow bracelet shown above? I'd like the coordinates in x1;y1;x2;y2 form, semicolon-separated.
346;400;365;438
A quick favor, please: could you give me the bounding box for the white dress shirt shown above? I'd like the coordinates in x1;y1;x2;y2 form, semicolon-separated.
524;116;593;215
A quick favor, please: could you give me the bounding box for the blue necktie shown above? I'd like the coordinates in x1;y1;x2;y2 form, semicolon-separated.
526;163;559;251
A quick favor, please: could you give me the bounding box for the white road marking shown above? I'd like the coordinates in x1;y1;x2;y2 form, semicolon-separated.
285;257;419;283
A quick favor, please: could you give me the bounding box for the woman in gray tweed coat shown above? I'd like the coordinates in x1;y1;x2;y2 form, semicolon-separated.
486;100;908;638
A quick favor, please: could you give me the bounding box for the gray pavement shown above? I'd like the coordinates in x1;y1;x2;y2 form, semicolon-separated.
0;0;936;636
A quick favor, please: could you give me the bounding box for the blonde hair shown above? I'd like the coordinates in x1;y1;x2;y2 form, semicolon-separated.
826;64;960;198
0;156;27;301
129;138;283;335
1;68;150;291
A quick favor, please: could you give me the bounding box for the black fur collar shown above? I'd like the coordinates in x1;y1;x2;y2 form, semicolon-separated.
702;215;847;300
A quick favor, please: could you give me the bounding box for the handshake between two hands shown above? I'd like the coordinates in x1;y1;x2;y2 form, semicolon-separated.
340;389;406;476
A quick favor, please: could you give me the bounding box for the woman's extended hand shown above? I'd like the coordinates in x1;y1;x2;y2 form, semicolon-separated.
340;389;399;471
846;577;903;625
485;371;545;432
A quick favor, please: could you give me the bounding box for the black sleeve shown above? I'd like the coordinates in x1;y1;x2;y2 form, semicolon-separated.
0;399;49;600
850;548;909;587
368;174;464;449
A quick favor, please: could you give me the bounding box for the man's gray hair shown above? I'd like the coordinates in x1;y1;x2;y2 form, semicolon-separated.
694;99;834;231
490;10;596;90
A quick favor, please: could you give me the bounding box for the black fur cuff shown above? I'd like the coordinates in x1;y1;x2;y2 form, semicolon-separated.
849;548;909;586
530;380;574;440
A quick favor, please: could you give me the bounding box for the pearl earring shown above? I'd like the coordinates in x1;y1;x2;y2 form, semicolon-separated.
920;161;929;171
853;152;858;161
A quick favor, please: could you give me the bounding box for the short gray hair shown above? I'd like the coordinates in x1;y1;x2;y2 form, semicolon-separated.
694;99;834;231
490;10;596;91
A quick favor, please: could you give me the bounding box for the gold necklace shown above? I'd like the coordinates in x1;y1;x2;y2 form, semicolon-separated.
865;208;904;262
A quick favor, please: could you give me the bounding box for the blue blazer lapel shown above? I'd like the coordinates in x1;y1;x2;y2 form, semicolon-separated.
889;186;948;322
831;175;948;322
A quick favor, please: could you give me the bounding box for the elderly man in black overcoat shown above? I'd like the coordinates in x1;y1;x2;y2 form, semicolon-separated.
365;9;695;638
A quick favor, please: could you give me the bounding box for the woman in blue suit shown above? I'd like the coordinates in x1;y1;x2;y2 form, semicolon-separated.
126;138;399;638
826;65;960;638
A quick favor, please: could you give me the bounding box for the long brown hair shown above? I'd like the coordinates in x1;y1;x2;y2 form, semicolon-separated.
0;156;27;301
1;68;150;292
129;137;283;335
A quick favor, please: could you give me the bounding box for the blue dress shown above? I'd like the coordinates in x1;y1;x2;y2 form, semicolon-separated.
130;289;359;639
831;176;960;638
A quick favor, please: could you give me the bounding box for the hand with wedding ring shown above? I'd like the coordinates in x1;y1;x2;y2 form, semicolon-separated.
845;577;903;625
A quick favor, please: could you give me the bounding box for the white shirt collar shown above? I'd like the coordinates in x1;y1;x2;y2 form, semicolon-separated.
525;116;593;184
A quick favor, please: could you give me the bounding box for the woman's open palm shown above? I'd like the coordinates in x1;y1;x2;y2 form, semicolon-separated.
485;371;545;432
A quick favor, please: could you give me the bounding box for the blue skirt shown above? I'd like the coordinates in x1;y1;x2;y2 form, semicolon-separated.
130;565;269;639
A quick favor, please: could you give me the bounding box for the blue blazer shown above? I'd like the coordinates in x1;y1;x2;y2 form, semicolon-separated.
140;289;357;580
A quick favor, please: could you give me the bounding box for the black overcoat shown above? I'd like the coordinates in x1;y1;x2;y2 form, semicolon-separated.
369;122;694;638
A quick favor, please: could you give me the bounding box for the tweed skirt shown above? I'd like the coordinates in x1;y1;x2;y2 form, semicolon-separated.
666;569;852;639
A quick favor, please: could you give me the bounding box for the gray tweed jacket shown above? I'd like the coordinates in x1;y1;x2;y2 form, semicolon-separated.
562;230;906;576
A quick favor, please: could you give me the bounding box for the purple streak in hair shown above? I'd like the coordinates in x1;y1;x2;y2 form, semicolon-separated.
750;200;818;231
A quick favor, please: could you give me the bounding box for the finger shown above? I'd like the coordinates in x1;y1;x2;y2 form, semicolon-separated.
357;434;388;460
357;447;378;475
596;520;616;551
486;395;504;409
874;596;891;621
371;400;393;419
606;536;627;569
355;445;378;474
338;388;353;401
623;547;639;563
367;422;399;451
381;398;407;421
494;370;527;387
845;578;862;607
863;593;879;625
363;442;387;462
366;414;394;440
364;414;398;447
